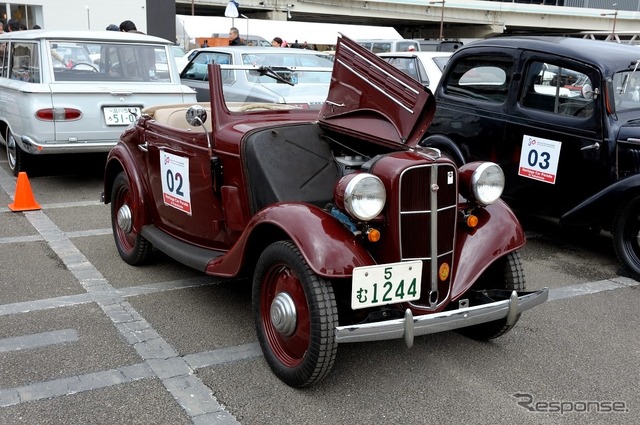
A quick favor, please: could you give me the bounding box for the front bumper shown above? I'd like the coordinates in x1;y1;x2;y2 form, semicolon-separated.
335;288;549;347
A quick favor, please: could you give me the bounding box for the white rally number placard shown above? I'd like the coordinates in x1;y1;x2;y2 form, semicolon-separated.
160;151;192;215
518;135;562;184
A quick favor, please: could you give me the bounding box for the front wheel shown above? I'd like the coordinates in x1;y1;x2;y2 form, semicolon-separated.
612;196;640;281
110;171;153;265
253;240;338;387
458;251;526;340
6;129;29;177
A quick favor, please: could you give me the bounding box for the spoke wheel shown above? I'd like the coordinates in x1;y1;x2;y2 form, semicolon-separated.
613;196;640;281
253;240;338;387
458;251;526;340
110;171;152;265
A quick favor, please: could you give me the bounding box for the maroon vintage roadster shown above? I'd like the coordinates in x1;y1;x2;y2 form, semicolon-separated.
102;35;548;387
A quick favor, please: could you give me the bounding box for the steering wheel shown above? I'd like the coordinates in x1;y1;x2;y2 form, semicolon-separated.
70;62;99;72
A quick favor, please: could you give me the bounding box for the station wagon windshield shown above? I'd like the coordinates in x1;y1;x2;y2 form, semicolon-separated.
181;50;334;105
48;41;171;82
182;51;334;84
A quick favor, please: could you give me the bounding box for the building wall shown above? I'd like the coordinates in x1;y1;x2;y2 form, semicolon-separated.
147;0;177;42
0;0;146;32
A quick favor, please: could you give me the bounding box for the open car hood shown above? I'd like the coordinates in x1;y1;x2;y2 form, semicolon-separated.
319;35;435;148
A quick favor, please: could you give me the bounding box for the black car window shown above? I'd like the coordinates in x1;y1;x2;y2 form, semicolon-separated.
521;61;594;117
442;56;511;103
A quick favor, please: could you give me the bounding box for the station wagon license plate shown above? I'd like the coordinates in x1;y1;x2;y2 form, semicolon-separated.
103;107;141;126
351;260;422;309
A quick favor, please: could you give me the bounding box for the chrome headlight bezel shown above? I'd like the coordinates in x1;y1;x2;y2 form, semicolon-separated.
339;173;387;221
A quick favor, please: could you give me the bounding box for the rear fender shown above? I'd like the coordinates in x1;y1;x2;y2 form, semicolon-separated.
451;199;526;299
206;203;375;278
561;174;640;229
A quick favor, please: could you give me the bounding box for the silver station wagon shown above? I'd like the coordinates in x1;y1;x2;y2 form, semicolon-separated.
0;30;197;176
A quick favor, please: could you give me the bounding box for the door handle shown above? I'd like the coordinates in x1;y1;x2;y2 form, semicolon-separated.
580;142;600;151
137;141;148;152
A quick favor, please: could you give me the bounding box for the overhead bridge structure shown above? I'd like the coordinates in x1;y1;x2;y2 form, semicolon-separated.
177;0;640;40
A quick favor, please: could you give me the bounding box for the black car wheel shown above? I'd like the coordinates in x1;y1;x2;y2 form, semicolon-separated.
110;171;153;265
6;129;28;177
458;251;526;340
253;240;338;387
613;196;640;281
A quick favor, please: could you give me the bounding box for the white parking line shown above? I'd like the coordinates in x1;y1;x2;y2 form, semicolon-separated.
0;329;78;353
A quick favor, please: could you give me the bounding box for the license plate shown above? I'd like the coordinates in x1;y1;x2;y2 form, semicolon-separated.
351;260;422;310
103;107;140;126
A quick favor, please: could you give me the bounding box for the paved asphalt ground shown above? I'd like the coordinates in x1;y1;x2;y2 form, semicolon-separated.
0;151;638;425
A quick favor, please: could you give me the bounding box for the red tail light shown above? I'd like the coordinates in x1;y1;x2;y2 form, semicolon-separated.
36;108;82;121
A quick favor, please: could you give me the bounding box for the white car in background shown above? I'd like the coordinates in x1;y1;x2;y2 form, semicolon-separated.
378;51;452;90
0;30;197;176
180;46;335;103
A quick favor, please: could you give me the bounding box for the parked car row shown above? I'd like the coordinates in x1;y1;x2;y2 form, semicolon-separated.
6;29;637;388
102;34;548;388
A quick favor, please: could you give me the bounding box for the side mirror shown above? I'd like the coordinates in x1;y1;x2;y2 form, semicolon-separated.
185;104;207;126
581;83;594;100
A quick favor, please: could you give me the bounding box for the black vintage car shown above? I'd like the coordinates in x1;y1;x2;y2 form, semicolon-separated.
423;36;640;280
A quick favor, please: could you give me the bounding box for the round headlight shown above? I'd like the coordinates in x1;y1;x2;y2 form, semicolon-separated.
471;162;505;206
342;173;386;221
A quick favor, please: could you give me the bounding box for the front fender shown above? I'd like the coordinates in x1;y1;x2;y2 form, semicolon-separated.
206;203;375;278
103;143;150;234
419;134;466;166
451;199;526;300
561;174;640;228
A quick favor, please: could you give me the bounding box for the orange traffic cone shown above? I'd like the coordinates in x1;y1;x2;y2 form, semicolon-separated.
8;172;41;212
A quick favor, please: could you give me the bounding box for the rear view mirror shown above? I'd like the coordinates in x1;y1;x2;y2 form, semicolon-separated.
185;104;207;126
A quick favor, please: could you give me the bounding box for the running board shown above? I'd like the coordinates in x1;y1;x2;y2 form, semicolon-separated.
141;225;225;272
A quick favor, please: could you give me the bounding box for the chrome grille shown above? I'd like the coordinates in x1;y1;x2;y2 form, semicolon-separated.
399;163;457;309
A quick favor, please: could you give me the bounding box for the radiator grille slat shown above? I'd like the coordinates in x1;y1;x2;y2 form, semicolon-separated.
399;164;457;309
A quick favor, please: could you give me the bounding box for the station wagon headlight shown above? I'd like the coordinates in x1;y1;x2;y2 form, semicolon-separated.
460;162;505;206
334;173;386;221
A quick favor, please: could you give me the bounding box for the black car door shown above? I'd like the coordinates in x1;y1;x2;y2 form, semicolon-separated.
503;51;604;216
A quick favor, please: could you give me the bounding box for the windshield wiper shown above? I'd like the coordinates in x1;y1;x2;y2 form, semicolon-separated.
256;66;295;86
622;59;640;94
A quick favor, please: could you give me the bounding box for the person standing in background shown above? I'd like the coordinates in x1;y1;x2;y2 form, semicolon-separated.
6;19;20;32
271;37;283;47
229;27;244;46
119;20;144;34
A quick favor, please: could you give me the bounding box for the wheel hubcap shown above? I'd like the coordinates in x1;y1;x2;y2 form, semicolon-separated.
6;135;16;169
270;292;297;336
117;204;132;233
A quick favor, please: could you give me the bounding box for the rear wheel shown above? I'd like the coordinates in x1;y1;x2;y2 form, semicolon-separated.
458;251;526;340
253;240;338;387
110;171;153;265
6;129;28;177
612;196;640;281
